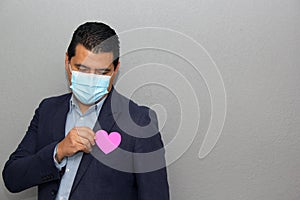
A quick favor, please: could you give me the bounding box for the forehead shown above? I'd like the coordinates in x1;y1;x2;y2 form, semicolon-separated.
71;44;114;68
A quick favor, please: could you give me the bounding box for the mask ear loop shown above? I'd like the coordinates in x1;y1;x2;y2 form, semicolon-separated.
68;63;73;74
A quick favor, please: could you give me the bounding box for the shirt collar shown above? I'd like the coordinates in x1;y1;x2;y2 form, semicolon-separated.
69;95;106;115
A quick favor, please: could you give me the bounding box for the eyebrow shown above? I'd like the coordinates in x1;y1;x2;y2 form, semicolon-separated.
74;63;112;71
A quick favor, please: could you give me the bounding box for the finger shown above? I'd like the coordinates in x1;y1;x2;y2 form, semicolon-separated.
75;127;95;145
76;136;92;151
76;127;95;146
76;126;95;136
76;143;91;153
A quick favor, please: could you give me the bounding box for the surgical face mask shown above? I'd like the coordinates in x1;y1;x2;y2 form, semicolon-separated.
69;66;113;105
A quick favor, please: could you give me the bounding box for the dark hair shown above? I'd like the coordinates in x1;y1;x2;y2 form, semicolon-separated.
67;22;120;69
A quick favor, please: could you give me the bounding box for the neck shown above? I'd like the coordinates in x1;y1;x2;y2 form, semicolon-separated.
78;103;90;115
76;94;108;115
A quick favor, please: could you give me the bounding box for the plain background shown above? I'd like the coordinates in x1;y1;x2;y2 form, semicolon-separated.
0;0;300;199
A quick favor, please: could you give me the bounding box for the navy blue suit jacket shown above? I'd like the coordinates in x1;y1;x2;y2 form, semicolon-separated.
2;87;170;200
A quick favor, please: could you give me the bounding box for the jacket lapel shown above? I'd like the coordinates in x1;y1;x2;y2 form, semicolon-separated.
70;87;121;193
52;93;72;143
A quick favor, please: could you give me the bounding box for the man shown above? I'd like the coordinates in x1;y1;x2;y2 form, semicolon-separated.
2;22;169;200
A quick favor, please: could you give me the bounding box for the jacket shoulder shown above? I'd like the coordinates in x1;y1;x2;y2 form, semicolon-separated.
114;90;151;114
38;93;71;108
43;93;72;103
113;90;156;126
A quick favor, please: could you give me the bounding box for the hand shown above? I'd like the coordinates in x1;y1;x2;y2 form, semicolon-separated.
56;127;95;162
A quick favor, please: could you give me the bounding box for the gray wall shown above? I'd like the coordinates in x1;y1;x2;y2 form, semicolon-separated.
1;0;300;199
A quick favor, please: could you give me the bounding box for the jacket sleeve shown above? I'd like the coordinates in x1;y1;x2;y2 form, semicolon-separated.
134;109;170;200
2;100;61;193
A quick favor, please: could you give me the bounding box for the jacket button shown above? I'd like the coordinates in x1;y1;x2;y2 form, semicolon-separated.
51;189;57;196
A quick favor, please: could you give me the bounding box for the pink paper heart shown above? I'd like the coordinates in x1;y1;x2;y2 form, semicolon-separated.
95;130;121;154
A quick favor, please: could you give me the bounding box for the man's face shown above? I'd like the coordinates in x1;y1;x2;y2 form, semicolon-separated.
65;44;119;93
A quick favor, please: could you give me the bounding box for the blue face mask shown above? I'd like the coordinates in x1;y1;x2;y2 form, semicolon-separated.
69;68;112;105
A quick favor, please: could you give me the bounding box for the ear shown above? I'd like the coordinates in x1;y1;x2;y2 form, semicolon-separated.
65;52;69;72
112;61;120;80
108;61;120;92
65;52;72;84
114;61;120;74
